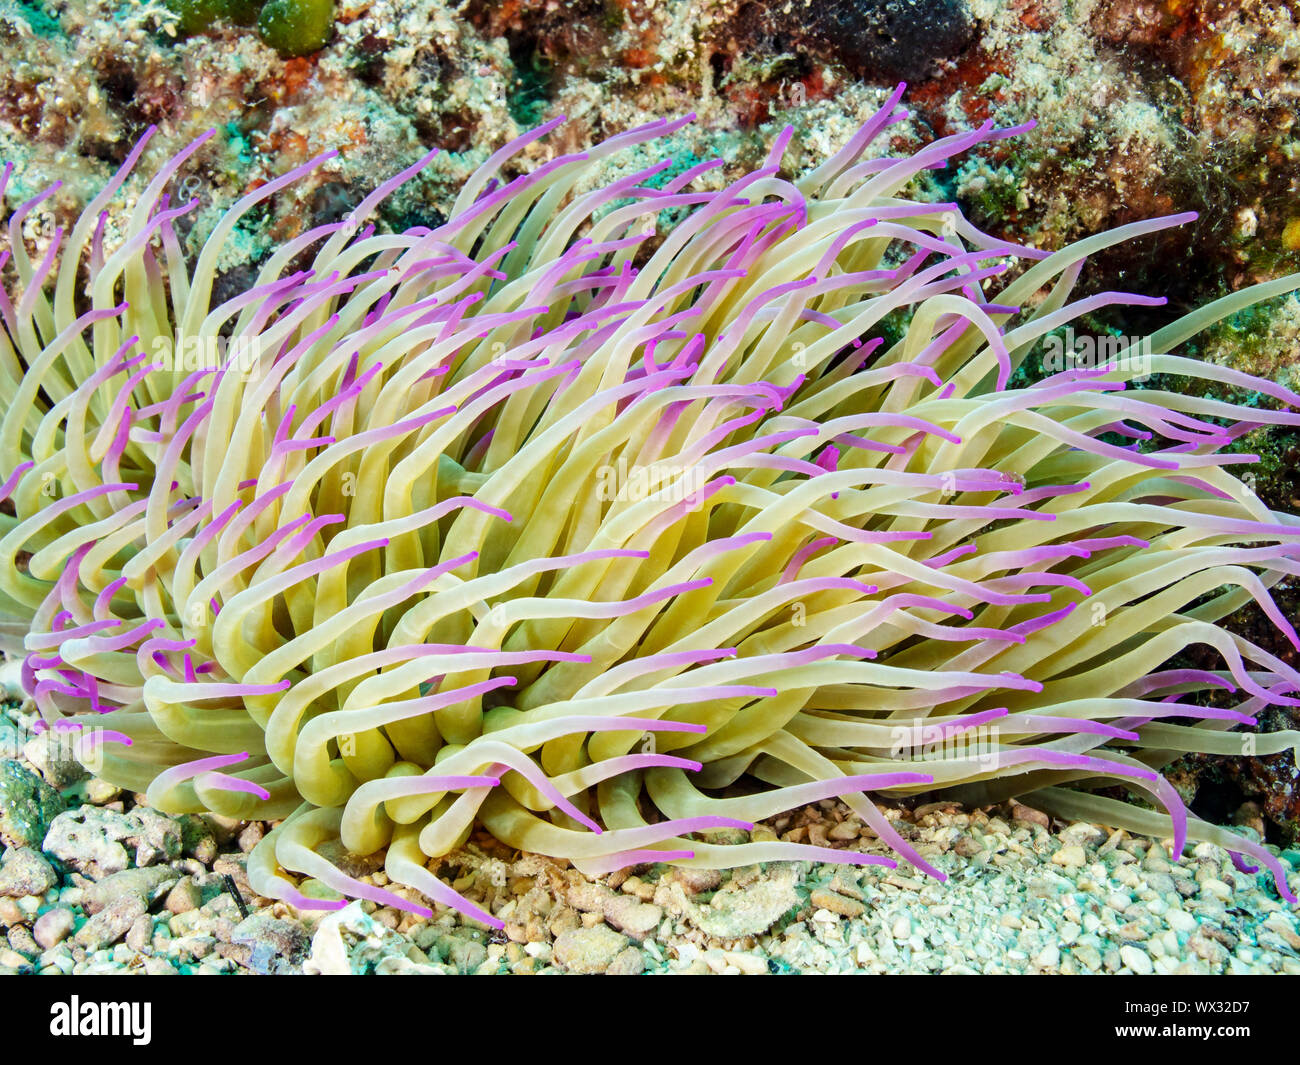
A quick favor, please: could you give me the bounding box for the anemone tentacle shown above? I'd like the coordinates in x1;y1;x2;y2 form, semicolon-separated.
3;92;1299;922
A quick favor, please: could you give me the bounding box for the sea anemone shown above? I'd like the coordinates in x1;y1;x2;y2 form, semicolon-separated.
3;88;1299;924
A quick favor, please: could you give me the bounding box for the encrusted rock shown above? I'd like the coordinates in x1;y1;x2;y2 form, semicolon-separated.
301;902;425;976
443;935;488;974
552;924;629;973
0;760;65;849
0;846;58;898
83;866;179;915
128;807;185;866
689;866;799;939
43;805;182;878
230;911;310;975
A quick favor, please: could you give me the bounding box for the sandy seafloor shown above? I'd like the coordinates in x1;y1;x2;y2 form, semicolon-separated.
1;0;1299;975
4;693;1299;975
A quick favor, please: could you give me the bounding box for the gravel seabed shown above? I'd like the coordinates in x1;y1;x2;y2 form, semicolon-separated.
3;690;1298;976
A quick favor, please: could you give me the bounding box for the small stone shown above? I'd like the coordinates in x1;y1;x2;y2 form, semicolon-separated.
0;658;24;699
373;954;443;975
1052;844;1086;869
75;895;146;951
1117;921;1148;942
237;821;265;853
172;934;215;961
1073;944;1102;972
200;815;243;847
1060;823;1106;847
128;807;184;866
32;908;75;950
619;875;654;901
891;914;912;939
83;866;179;915
725;951;769;975
22;730;87;789
1200;878;1233;901
302;912;351;976
178;815;219;864
1166;909;1196;934
553;924;629;974
668;867;722;895
1142;853;1171;873
567;880;614;914
0;847;58;897
603;896;662;939
1035;945;1060;969
1012;804;1050;829
1144;873;1176;896
83;777;122;806
606;945;646;975
0;897;23;927
165;878;203;915
1120;945;1153;975
446;936;488;975
809;887;866;918
125;914;154;953
1190;933;1229;966
8;923;40;958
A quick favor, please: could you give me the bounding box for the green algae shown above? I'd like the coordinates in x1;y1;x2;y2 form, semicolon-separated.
164;0;334;57
165;0;229;35
259;0;334;58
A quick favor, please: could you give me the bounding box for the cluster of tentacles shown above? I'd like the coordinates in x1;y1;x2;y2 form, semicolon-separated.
3;86;1299;924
